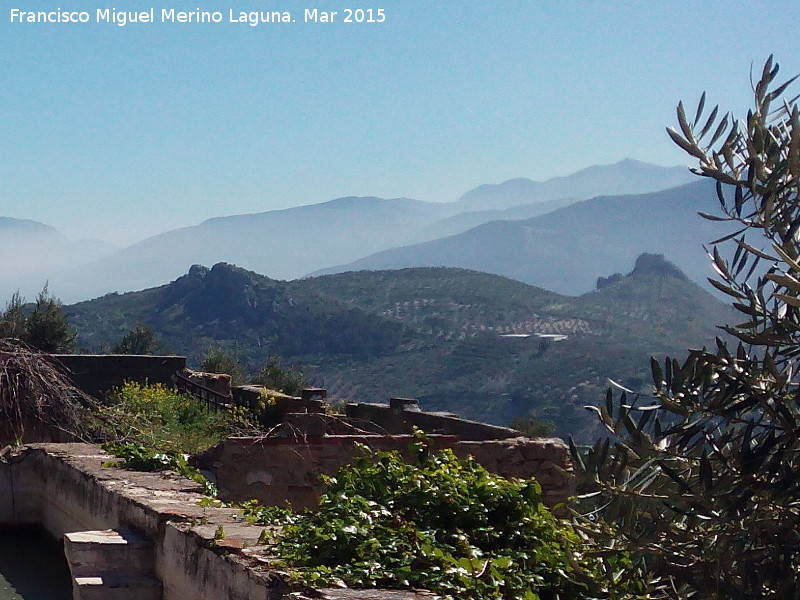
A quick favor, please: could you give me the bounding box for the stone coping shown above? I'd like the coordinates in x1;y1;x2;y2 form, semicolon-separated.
13;443;435;600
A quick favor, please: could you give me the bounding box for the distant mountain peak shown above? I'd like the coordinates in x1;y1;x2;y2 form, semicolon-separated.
0;216;63;236
175;262;266;295
188;264;209;277
596;253;690;290
630;253;689;281
616;157;653;167
455;159;696;211
318;196;384;208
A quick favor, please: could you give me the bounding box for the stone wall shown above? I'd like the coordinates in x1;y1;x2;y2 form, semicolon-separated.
193;435;572;511
0;444;288;600
49;354;187;399
183;370;232;398
345;402;520;441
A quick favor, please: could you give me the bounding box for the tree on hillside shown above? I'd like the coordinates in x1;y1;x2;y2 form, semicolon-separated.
510;413;555;437
0;291;27;339
573;57;800;598
0;287;76;353
251;355;306;395
112;325;163;355
199;346;247;386
24;285;76;353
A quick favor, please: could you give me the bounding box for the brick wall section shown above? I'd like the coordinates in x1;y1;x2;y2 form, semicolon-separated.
192;435;572;511
48;354;187;399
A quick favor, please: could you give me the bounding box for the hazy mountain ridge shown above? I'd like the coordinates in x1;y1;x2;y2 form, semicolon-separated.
409;196;579;243
0;217;118;301
48;195;455;303
7;158;693;303
316;179;725;295
455;158;694;211
0;217;64;237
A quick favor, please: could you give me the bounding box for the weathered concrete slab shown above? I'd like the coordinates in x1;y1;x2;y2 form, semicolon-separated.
1;444;289;599
65;528;154;577
74;573;162;600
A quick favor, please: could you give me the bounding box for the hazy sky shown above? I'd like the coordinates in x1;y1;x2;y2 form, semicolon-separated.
2;1;799;245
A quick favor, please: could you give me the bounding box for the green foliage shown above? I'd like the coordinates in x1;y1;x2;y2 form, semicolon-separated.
574;57;800;599
0;291;27;339
97;381;238;496
102;441;217;496
227;403;262;429
199;346;247;386
251;355;306;395
1;286;76;352
25;285;76;353
509;414;555;437
112;324;162;354
237;498;294;525
98;381;237;454
267;438;632;599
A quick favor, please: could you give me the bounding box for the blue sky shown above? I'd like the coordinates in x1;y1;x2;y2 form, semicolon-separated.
2;1;799;244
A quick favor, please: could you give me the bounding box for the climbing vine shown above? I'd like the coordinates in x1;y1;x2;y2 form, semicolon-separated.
249;436;639;599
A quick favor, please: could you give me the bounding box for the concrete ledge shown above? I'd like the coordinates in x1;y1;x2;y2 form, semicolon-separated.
0;441;563;599
0;444;288;599
65;528;155;577
345;402;520;440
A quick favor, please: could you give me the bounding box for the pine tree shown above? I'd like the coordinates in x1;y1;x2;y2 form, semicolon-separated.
24;285;76;353
0;291;27;340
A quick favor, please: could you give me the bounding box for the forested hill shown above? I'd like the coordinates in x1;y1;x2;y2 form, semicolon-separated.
66;258;735;441
67;263;409;363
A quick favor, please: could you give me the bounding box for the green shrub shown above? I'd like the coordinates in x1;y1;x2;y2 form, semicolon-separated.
251;355;306;395
199;346;247;385
1;286;76;352
99;381;234;454
256;436;636;599
111;325;162;354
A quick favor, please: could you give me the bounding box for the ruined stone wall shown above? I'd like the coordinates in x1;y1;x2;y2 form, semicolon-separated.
193;435;572;511
345;402;520;440
0;444;288;600
451;439;572;506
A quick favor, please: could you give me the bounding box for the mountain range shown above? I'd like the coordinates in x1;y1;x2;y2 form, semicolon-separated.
2;159;696;303
456;158;693;211
315;179;725;295
65;257;735;441
0;217;117;300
